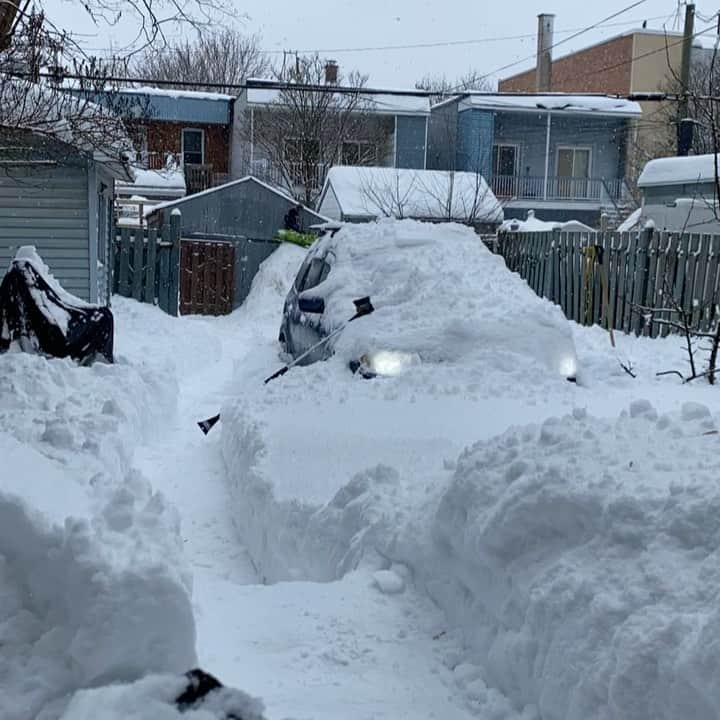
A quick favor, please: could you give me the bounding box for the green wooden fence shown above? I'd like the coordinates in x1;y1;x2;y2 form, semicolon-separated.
497;229;720;337
113;212;181;316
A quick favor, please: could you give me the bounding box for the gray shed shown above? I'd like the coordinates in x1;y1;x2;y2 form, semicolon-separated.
146;176;328;308
0;129;132;304
147;175;326;239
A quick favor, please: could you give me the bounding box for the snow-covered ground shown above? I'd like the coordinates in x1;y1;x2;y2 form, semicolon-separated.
3;222;720;719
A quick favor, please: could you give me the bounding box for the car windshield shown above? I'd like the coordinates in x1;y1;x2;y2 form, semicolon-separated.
7;6;713;720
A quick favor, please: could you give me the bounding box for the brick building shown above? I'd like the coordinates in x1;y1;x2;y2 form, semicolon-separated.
499;28;710;181
111;87;234;195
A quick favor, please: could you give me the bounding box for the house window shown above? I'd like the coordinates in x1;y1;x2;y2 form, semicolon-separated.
492;144;518;177
342;141;377;166
182;128;204;166
556;146;591;198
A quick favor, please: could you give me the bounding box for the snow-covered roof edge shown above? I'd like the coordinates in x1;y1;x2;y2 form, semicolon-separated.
146;175;330;220
638;154;720;187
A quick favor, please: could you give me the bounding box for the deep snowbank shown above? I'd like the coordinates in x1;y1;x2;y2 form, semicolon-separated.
0;300;219;718
422;401;720;720
1;434;195;720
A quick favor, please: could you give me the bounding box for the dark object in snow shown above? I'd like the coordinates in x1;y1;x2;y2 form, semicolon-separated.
175;668;265;719
198;413;221;435
0;254;113;364
283;203;302;232
176;669;224;708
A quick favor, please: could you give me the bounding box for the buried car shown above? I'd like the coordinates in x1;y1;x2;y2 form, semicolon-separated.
278;219;578;381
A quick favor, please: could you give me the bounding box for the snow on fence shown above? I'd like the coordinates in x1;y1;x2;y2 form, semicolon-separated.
113;212;181;316
497;229;720;337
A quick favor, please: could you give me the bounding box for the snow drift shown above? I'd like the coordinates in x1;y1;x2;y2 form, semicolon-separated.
0;435;195;720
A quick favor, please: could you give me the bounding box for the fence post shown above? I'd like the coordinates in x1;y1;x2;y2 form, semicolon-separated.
632;227;652;336
168;210;182;316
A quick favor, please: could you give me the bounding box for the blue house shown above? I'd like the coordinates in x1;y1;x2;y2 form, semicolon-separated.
428;93;641;226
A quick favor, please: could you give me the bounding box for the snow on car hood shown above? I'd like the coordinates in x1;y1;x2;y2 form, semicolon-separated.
308;219;577;377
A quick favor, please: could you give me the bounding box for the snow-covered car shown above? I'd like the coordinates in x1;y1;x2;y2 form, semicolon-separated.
278;220;578;381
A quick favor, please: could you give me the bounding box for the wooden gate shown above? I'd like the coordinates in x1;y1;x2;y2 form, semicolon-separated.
179;240;235;315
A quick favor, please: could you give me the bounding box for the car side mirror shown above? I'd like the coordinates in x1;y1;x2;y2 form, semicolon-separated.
298;296;325;314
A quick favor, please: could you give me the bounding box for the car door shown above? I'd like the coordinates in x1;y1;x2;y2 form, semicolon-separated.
292;254;331;361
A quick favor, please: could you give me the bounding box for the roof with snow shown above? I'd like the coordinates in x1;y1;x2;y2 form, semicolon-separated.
244;79;431;116
146;175;327;220
318;166;504;224
448;93;642;117
116;163;186;201
638;154;720;187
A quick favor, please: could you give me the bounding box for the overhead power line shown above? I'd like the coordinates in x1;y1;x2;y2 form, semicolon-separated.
446;0;649;91
75;12;670;57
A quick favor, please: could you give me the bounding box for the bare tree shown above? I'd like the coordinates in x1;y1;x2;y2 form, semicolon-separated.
133;29;270;93
415;69;493;103
246;55;380;206
0;11;140;166
358;169;417;219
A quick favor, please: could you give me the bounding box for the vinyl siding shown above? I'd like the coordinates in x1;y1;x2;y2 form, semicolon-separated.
318;185;342;221
0;166;90;299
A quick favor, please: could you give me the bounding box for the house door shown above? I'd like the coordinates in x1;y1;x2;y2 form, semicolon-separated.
557;147;590;198
492;144;518;197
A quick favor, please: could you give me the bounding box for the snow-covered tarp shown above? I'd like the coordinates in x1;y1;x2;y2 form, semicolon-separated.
638;153;720;187
499;209;594;233
320;166;504;223
460;93;642;116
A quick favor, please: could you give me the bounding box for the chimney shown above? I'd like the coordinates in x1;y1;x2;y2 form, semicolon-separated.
536;13;554;92
324;60;339;85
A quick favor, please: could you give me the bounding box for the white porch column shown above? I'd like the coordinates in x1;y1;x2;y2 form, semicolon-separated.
543;111;551;201
250;107;255;167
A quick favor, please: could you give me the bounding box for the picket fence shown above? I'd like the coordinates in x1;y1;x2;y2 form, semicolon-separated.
497;229;720;337
113;213;181;316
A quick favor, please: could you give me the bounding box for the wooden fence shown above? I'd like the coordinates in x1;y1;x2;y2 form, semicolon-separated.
113;212;181;315
497;230;720;337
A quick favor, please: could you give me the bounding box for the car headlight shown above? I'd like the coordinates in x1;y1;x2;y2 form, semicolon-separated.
559;354;578;381
352;350;419;378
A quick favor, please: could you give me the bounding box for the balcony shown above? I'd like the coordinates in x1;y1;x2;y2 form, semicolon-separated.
131;152;228;195
250;159;328;192
491;175;626;204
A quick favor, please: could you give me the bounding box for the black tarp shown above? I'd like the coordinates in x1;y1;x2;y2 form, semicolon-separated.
0;257;114;364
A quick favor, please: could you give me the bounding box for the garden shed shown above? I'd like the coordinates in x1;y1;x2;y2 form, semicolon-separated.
146;176;327;308
0;129;133;304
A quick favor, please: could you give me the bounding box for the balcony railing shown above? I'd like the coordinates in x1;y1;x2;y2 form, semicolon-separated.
491;175;626;203
250;159;328;191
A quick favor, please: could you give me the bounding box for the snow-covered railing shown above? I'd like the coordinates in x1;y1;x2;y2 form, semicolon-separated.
491;175;625;203
498;228;720;337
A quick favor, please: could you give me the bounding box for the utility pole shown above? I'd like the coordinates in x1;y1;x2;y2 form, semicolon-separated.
677;2;696;155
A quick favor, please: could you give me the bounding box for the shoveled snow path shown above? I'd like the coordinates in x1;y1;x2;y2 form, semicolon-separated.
132;319;481;720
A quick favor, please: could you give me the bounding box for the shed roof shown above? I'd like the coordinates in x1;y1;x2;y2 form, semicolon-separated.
319;166;504;223
638;154;720;187
146;175;328;220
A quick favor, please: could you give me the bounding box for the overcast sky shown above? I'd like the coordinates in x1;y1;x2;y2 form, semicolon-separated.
46;0;720;88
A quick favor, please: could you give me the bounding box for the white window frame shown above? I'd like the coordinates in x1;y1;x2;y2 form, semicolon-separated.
492;143;520;177
182;128;205;166
555;145;592;179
